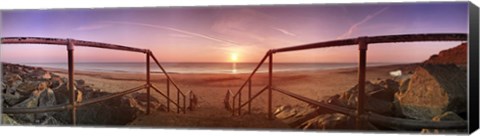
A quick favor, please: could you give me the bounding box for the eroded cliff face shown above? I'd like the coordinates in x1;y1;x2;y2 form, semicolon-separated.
424;43;467;68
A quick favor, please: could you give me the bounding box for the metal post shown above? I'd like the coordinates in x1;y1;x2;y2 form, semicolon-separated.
167;79;170;112
67;39;76;125
357;37;368;130
268;51;273;120
238;86;242;115
146;51;151;115
232;95;235;116
177;88;180;114
189;91;193;111
183;94;186;114
248;79;252;114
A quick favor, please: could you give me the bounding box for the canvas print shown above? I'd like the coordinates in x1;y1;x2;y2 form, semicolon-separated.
0;2;473;134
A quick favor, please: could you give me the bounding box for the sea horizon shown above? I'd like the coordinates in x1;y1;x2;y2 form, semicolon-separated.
9;61;411;74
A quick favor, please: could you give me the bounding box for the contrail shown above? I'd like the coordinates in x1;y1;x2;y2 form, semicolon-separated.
102;21;241;46
271;26;296;37
336;7;389;39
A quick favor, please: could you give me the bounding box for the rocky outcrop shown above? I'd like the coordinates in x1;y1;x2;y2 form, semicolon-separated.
394;64;467;120
421;111;467;133
299;113;352;130
1;63;156;125
326;80;397;116
272;43;467;131
424;43;467;68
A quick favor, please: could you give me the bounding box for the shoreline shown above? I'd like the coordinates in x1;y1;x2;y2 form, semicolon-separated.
43;63;417;82
35;63;419;111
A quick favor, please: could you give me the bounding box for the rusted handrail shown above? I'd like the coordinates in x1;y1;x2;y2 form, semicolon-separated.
231;51;270;115
272;33;467;53
2;104;73;114
239;85;268;109
2;37;148;53
151;85;180;107
150;53;186;97
232;51;270;98
149;53;187;113
272;87;468;129
1;37;191;125
76;84;147;107
2;84;146;114
230;33;468;130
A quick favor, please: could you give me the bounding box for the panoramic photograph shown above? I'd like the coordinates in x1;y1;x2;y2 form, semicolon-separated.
1;2;470;134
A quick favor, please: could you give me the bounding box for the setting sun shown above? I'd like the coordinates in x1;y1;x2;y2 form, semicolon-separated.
230;53;238;62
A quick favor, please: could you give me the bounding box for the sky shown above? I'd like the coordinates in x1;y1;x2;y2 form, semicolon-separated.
0;2;469;63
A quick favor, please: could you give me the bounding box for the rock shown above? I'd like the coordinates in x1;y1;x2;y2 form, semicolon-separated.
3;73;22;86
395;64;467;120
42;72;52;79
16;80;42;95
2;114;20;125
1;82;5;94
131;92;160;104
421;111;467;133
49;77;64;90
274;105;319;121
74;96;138;125
368;79;398;102
38;116;63;125
299;113;353;130
52;83;81;104
274;105;298;119
76;79;85;86
330;81;396;115
35;85;57;123
2;88;25;106
10;95;39;123
127;92;162;112
424;43;467;68
2;63;144;125
397;75;412;94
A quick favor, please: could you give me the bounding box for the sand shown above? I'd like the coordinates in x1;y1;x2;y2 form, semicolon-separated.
45;64;416;128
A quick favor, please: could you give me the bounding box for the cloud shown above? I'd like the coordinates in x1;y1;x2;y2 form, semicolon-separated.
75;24;111;31
102;21;241;47
211;8;301;49
336;7;389;39
271;27;296;37
169;33;193;38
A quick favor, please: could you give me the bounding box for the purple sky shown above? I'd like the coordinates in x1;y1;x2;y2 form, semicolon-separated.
1;2;469;63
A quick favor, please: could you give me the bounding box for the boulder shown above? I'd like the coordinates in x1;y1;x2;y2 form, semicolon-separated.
49;76;64;90
395;64;467;120
329;81;396;115
274;105;298;120
16;80;42;95
2;88;25;106
2;63;144;125
421;111;467;133
299;113;353;130
127;92;164;112
3;73;22;86
2;114;20;125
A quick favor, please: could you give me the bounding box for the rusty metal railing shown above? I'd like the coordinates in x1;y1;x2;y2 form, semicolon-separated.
1;37;190;125
229;33;468;130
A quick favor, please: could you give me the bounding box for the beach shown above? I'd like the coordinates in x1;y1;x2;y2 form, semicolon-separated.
44;63;417;124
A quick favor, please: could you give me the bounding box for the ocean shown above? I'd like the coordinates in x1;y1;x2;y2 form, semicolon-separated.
23;62;394;74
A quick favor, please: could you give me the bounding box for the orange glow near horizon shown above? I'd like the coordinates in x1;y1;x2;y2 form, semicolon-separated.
230;53;238;63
